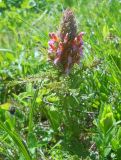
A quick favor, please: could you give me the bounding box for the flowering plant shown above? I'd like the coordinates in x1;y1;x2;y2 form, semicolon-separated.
48;9;84;74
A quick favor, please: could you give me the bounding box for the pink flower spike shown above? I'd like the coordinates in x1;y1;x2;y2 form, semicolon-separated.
64;33;68;43
74;37;77;43
77;34;82;41
48;9;84;74
59;42;63;47
49;33;53;38
50;44;56;50
57;48;62;55
78;32;85;37
80;39;83;45
49;33;58;41
68;56;72;64
48;48;53;53
54;57;60;65
48;40;54;46
58;42;63;51
51;33;58;41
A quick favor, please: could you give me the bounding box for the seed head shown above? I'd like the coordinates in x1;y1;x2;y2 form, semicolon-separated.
59;9;77;41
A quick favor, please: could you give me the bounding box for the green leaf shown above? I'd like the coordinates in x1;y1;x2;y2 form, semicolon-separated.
28;88;39;134
0;103;11;110
6;52;15;61
99;104;115;134
26;83;33;93
100;113;114;134
21;0;36;9
0;54;3;62
36;97;42;104
27;132;37;148
104;147;111;158
102;25;109;39
47;96;59;103
0;121;31;160
112;139;119;150
45;106;60;131
117;127;121;141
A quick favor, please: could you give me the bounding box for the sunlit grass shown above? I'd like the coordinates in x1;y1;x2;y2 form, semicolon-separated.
0;0;121;159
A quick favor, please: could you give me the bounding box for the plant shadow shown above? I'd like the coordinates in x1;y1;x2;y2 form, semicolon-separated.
61;135;91;159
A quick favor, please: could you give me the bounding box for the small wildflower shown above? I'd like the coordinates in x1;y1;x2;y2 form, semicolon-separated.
48;9;84;74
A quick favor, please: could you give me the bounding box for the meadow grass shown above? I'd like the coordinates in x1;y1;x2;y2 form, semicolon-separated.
0;0;121;159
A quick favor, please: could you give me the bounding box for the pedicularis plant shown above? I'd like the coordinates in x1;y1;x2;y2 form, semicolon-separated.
40;9;88;142
43;8;96;146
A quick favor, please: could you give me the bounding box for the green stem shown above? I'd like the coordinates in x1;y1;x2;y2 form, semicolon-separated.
28;88;39;134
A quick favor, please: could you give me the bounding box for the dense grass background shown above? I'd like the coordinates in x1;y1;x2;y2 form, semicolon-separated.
0;0;121;159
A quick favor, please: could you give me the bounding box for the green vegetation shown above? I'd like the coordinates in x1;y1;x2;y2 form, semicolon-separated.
0;0;121;159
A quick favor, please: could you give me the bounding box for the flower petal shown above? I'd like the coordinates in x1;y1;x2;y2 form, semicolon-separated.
54;57;60;65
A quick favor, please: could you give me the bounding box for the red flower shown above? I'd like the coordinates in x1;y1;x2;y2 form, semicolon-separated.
48;9;84;74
